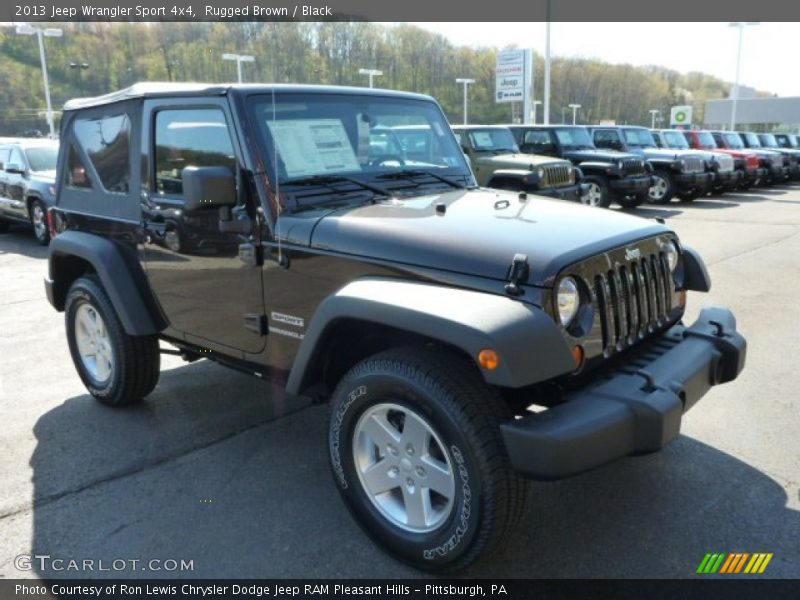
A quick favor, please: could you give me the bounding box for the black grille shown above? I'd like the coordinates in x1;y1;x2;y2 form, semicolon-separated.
593;252;673;356
621;158;647;177
541;164;573;188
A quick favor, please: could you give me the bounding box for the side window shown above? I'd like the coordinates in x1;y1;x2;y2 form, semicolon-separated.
67;143;92;189
154;108;236;198
593;130;616;146
0;147;10;169
9;147;26;168
72;113;131;193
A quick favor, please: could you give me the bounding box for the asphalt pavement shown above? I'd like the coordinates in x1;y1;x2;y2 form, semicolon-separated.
0;185;798;579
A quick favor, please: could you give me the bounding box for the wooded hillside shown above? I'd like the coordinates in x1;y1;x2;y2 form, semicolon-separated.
0;22;742;135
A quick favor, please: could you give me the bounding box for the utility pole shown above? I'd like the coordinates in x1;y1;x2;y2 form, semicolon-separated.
456;78;475;125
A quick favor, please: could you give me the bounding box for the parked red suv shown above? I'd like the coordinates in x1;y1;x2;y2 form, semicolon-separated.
683;130;763;190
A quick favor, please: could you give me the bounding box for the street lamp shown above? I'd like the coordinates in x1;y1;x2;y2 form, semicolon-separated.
561;107;566;124
649;109;660;129
569;103;581;125
70;62;90;96
532;100;542;125
16;24;63;138
455;78;475;125
729;22;759;131
358;68;383;88
222;53;255;84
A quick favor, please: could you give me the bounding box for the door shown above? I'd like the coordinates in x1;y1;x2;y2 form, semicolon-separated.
141;100;265;356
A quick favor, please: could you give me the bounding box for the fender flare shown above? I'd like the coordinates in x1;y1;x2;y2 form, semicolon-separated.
47;230;166;335
285;278;576;395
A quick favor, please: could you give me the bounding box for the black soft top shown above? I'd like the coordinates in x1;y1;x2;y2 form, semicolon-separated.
62;82;435;111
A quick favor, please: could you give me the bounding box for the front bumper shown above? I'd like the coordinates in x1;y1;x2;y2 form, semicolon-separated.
713;170;741;189
501;306;746;480
608;175;653;195
741;167;765;186
536;182;584;202
674;171;714;192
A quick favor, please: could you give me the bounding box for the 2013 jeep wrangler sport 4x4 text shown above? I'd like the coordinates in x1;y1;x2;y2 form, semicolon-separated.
45;84;746;572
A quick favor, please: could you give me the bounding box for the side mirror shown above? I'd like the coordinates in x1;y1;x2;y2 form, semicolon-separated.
182;166;236;211
5;163;25;175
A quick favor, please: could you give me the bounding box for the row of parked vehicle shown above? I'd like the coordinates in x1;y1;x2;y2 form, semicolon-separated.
451;124;800;209
1;121;798;248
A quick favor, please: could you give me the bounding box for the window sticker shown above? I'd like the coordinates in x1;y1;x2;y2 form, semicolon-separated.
472;131;494;148
267;119;360;178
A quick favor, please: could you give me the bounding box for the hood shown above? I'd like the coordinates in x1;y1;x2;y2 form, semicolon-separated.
629;147;700;161
474;153;566;168
562;148;639;162
281;188;670;287
31;170;56;181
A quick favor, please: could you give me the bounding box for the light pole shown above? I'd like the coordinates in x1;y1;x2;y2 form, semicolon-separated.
729;22;759;131
532;100;542;125
561;107;566;124
70;62;90;96
569;103;581;125
649;109;660;129
222;53;255;83
455;78;475;125
358;68;383;88
543;0;552;124
16;24;62;139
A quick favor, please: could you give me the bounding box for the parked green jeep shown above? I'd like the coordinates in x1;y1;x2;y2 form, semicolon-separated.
451;125;586;202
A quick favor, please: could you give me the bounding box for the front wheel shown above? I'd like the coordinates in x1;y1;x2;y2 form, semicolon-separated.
29;199;50;245
65;275;160;406
328;348;525;572
581;175;611;208
616;191;647;210
648;171;676;204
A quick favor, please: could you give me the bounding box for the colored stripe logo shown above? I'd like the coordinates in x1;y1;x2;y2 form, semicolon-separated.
696;553;773;574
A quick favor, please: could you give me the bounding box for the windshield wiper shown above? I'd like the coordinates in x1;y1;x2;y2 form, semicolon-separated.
281;174;390;197
375;169;465;189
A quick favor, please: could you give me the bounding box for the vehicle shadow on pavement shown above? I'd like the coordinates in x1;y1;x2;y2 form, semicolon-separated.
28;363;799;578
0;227;48;260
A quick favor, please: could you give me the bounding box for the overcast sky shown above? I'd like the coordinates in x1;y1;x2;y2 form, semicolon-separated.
408;22;799;97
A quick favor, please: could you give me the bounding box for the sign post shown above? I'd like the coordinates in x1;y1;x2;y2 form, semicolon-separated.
496;49;534;123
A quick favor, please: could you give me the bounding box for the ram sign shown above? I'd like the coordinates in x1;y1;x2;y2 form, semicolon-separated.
496;50;525;104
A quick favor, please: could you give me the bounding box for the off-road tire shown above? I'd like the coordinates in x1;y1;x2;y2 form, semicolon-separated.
328;347;526;572
65;275;160;407
581;175;612;208
677;190;702;202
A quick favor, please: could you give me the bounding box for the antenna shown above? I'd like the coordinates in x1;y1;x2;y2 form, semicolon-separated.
272;87;282;266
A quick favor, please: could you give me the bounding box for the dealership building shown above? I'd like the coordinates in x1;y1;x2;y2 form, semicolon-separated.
704;87;800;131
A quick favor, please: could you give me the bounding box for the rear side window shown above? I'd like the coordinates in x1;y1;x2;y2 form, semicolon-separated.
154;108;236;198
67;144;92;189
72;113;132;193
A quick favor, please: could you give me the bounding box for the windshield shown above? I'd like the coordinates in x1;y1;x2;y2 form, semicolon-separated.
759;134;778;147
723;133;745;149
554;127;594;149
248;93;470;196
663;131;690;149
695;132;717;149
465;128;519;153
742;132;761;148
25;146;58;172
622;128;656;148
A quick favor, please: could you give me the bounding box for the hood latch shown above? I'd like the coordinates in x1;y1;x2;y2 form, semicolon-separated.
504;253;529;297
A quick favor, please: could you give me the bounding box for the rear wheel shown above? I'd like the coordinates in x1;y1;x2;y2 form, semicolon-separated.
648;171;676;204
29;199;50;245
581;175;611;208
65;275;160;407
329;347;526;572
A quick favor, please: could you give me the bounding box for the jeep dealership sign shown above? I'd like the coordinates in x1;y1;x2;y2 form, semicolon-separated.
496;50;525;103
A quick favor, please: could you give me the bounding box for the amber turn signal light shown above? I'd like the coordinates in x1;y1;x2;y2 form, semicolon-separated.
478;349;500;371
571;345;585;371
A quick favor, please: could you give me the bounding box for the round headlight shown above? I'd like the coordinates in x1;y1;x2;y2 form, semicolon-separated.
617;159;624;170
557;277;580;327
537;167;545;179
664;240;679;272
